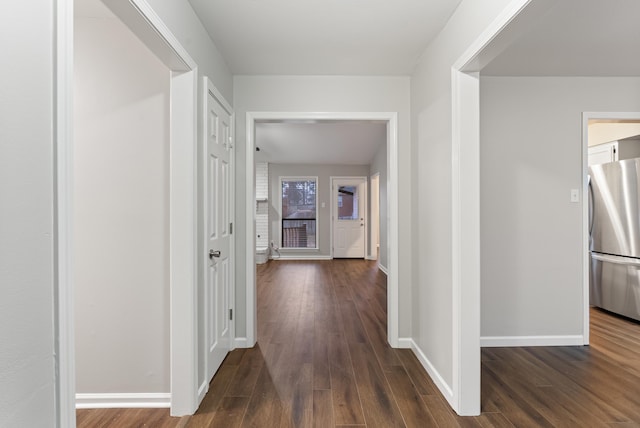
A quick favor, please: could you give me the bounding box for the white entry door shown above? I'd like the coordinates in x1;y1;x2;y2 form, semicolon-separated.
333;177;367;258
204;79;233;383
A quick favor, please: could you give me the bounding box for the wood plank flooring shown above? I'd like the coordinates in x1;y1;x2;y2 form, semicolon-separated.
77;260;640;427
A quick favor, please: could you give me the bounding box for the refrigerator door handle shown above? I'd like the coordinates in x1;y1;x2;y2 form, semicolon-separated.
591;252;640;267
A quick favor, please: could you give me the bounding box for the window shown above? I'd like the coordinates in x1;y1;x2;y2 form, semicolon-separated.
337;185;358;220
281;177;317;248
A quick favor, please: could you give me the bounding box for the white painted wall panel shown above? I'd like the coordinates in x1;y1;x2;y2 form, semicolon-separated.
0;2;57;426
410;0;513;391
480;76;640;338
74;15;170;395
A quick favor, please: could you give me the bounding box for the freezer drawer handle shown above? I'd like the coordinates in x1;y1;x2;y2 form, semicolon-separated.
592;253;640;267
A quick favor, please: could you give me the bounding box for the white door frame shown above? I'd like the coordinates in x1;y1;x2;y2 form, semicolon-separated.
330;176;368;259
369;173;380;261
581;111;640;347
201;77;235;402
56;0;200;423
245;111;399;347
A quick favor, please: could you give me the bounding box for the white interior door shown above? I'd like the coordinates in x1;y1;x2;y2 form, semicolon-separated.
333;177;367;258
205;80;233;382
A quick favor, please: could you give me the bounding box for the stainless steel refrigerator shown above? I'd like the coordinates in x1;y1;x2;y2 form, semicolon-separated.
590;158;640;321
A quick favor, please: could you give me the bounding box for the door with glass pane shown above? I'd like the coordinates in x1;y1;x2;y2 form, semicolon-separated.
332;177;367;258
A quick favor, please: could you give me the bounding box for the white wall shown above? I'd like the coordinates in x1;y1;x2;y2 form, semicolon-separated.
410;0;513;395
0;3;57;426
480;76;640;340
233;75;411;340
74;14;170;395
269;164;370;257
370;143;388;269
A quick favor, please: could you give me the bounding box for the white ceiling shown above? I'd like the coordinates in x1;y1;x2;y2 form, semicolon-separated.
482;0;640;76
75;0;115;18
255;121;386;165
188;0;462;75
81;0;640;165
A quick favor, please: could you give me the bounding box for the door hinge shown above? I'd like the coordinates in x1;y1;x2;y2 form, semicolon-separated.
229;309;233;320
230;222;233;234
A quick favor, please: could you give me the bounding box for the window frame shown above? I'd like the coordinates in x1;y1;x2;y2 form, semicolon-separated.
278;176;319;250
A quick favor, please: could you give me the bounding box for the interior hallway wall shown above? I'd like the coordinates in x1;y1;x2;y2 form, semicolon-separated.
233;75;412;340
0;3;56;426
409;0;513;396
480;76;640;341
74;13;170;395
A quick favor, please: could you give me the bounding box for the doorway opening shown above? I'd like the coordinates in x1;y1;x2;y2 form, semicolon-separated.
245;112;400;348
583;113;640;343
57;0;199;421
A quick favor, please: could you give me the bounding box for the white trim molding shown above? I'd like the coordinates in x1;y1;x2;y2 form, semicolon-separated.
481;335;585;347
396;338;413;349
234;337;251;349
246;111;400;350
274;255;333;261
378;264;389;276
410;340;454;407
197;381;209;404
55;0;76;427
76;393;171;409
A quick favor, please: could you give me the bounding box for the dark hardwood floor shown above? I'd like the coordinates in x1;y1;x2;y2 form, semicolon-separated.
78;260;640;427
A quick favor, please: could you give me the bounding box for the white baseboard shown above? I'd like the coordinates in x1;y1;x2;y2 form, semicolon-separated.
480;335;584;347
76;393;171;409
410;340;455;408
234;337;252;348
378;264;388;275
197;380;208;406
397;337;412;349
272;255;332;261
365;254;377;261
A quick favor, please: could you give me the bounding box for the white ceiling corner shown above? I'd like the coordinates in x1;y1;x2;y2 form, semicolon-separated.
481;0;640;77
188;0;463;75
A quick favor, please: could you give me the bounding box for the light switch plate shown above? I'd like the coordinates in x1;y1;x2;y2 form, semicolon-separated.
570;189;579;203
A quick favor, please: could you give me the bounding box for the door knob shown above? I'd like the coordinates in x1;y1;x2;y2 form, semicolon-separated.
209;249;221;259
